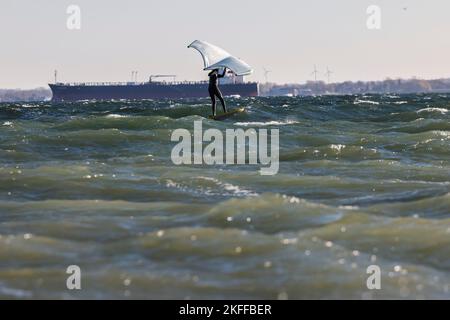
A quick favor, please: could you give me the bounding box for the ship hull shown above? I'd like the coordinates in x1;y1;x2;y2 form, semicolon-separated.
49;82;259;102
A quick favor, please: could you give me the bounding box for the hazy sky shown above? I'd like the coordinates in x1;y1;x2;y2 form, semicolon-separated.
1;0;449;88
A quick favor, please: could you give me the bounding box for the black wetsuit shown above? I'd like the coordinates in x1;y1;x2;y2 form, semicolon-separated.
208;68;227;116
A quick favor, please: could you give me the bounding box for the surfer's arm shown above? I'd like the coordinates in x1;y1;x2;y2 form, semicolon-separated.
218;68;227;78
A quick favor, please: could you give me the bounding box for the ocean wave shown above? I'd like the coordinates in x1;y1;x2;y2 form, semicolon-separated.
417;107;448;114
53;115;174;131
17;103;44;109
353;99;380;105
281;145;379;161
234;120;298;126
206;193;344;233
366;192;450;218
163;176;258;198
0;285;33;298
303;212;450;271
196;176;258;197
393;101;408;105
381;120;450;134
106;114;130;118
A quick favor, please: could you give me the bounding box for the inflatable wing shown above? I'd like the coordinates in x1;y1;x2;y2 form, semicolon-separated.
188;40;253;76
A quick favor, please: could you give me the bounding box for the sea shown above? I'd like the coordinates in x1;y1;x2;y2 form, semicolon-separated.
0;94;449;299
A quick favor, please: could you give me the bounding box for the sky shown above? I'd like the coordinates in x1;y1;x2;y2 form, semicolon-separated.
1;0;449;88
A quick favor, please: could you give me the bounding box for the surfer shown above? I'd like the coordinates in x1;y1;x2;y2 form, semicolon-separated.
208;68;227;116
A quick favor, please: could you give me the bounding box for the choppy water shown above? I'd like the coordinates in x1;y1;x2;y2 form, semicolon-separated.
0;94;449;299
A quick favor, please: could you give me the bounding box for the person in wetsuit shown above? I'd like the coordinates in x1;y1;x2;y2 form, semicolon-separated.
208;68;227;116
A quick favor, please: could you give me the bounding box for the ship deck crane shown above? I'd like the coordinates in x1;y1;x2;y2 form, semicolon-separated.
149;75;177;83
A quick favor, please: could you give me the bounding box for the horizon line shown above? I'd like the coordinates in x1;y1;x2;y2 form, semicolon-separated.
1;76;449;91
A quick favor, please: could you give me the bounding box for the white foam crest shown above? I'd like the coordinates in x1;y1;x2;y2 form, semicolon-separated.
106;114;129;118
197;176;257;197
234;120;298;126
353;99;380;105
417;107;448;114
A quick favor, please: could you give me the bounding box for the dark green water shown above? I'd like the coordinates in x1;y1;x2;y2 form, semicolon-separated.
0;94;449;299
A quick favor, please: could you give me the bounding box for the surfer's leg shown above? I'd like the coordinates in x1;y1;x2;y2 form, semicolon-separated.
215;88;227;113
209;89;216;116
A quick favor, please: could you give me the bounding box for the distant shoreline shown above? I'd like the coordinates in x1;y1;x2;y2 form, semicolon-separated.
260;78;450;97
0;87;51;103
1;77;450;102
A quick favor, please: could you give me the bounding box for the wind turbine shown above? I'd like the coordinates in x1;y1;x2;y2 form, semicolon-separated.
311;65;319;82
324;67;333;84
263;67;272;83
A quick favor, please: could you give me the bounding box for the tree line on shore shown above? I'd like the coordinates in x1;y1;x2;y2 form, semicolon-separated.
0;88;51;102
260;78;450;96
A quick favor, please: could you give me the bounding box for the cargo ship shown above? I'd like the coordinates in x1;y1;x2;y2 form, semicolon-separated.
49;74;259;102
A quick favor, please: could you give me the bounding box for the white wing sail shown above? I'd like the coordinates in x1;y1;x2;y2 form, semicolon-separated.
188;40;253;76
